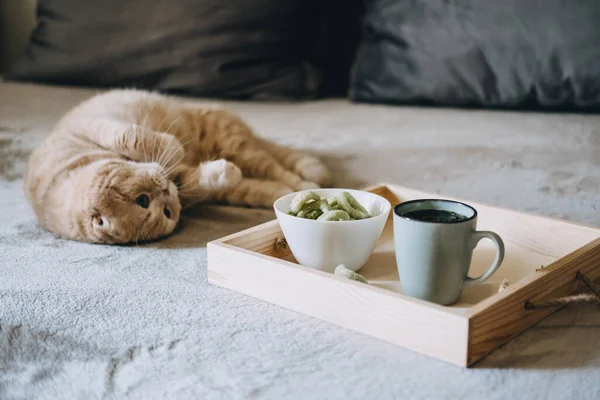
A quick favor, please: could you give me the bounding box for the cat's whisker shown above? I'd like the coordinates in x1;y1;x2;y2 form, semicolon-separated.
138;105;157;163
162;158;186;177
156;135;193;166
178;183;199;194
155;113;170;134
177;173;200;191
134;227;141;248
139;103;156;133
163;164;182;180
159;139;199;177
205;153;220;162
141;133;149;163
161;149;194;175
156;117;184;167
161;148;192;176
150;132;158;163
176;164;210;187
155;142;169;168
163;116;182;137
158;137;196;170
157;134;168;166
156;141;171;168
152;113;169;165
139;223;149;243
149;115;168;163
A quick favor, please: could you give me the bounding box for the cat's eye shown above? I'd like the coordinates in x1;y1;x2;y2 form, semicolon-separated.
135;194;150;208
173;176;182;190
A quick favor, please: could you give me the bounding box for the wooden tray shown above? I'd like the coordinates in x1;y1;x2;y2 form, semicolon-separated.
207;183;600;367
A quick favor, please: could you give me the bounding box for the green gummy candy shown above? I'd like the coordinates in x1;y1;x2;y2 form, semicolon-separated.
334;264;368;283
295;207;322;220
305;209;322;220
317;210;351;221
319;199;331;213
290;191;321;213
337;191;370;219
301;199;322;213
289;191;370;221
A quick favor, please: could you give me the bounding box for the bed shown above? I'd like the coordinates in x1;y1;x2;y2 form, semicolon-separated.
1;80;599;399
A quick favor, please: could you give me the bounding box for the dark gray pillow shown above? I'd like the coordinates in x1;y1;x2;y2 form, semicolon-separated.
350;0;600;110
7;0;327;100
312;0;365;97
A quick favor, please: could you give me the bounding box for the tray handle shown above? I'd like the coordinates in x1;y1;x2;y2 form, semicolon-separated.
524;271;600;309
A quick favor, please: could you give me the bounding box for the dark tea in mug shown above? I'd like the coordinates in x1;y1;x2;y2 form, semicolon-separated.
401;209;468;223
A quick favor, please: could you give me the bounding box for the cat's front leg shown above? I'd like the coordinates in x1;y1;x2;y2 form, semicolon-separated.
120;124;185;170
76;118;184;169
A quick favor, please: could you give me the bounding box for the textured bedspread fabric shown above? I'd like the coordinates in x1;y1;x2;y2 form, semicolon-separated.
1;81;600;400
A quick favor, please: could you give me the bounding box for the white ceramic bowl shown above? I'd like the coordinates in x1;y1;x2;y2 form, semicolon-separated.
273;188;391;273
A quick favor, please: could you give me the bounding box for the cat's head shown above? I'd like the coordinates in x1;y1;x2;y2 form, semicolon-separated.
85;161;181;244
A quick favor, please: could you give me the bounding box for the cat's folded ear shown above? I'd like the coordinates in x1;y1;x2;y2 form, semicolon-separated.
92;213;110;229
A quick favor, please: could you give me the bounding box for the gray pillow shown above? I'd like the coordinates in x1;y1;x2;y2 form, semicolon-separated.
350;0;600;110
7;0;326;100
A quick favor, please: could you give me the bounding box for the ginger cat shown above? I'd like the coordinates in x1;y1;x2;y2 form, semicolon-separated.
24;89;331;244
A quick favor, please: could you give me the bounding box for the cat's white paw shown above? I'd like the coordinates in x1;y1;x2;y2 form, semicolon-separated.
199;159;242;190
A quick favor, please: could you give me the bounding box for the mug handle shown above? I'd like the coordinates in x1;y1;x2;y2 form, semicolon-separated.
464;231;505;286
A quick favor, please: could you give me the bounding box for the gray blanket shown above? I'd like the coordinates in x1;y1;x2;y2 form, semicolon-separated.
1;81;600;400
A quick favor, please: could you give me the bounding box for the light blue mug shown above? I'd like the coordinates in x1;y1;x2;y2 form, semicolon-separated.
393;199;505;306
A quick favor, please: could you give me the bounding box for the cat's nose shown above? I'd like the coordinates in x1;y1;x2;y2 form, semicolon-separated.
163;207;172;219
